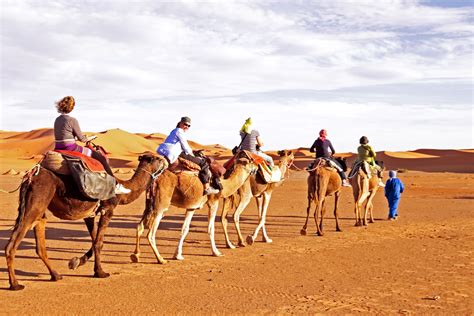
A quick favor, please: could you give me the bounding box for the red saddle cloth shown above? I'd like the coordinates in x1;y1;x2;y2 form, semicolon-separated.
55;150;105;173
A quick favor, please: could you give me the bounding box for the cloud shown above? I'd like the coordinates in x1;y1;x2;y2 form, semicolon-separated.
0;0;472;151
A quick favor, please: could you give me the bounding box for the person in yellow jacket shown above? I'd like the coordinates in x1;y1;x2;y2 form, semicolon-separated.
357;136;385;187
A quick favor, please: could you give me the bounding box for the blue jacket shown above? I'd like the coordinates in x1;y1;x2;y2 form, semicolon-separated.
385;178;404;200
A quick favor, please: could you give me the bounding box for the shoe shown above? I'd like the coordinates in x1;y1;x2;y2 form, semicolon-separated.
342;180;352;187
203;187;219;195
115;183;131;194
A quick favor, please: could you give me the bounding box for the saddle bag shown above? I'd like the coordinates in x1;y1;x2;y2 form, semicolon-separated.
64;156;116;200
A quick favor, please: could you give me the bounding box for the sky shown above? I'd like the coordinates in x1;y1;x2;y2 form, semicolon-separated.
0;0;472;152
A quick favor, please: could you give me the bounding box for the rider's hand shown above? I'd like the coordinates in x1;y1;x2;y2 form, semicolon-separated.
87;135;97;142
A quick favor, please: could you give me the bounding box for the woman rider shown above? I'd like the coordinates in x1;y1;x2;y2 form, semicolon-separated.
157;116;219;195
53;96;130;194
239;117;274;168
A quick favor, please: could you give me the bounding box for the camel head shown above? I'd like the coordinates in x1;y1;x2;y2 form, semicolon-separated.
277;150;295;165
137;152;168;177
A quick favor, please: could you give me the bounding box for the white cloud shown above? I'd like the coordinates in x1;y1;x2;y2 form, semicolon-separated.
0;0;472;150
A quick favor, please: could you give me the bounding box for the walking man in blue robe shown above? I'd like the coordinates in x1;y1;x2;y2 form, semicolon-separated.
385;170;405;220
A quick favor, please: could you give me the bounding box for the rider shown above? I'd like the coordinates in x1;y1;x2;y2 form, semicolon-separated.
357;136;385;187
157;116;219;195
309;129;351;187
53;96;130;194
239;117;274;168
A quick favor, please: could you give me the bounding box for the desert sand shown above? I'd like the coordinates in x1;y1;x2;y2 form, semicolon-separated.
0;128;473;314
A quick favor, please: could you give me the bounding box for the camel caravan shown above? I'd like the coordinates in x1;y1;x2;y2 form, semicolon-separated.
4;98;386;291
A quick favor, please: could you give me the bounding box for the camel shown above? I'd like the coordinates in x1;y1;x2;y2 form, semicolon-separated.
5;152;165;291
130;155;256;264
300;157;348;236
220;150;294;248
349;161;384;226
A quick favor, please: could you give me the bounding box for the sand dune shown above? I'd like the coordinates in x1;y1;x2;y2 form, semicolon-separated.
0;128;472;174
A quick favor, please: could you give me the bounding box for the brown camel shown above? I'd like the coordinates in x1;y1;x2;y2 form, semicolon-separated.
221;150;294;248
131;156;256;264
5;152;165;291
300;157;348;236
349;161;384;226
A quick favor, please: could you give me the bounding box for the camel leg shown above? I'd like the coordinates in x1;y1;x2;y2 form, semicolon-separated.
221;198;236;249
367;193;376;223
131;215;146;263
260;192;273;243
6;213;42;291
247;192;272;245
233;190;252;247
334;191;342;232
146;211;167;264
174;209;195;261
69;216;96;270
314;199;324;236
207;201;223;257
6;179;55;291
364;192;376;225
92;207;114;278
34;216;62;282
319;199;327;234
300;196;313;235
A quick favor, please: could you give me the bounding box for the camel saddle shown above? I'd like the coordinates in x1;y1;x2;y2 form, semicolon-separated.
168;157;201;174
237;150;281;183
40;150;115;200
348;160;370;178
308;158;340;173
40;150;105;175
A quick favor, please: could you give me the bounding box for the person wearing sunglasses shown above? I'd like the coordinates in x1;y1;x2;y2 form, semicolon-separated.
157;116;219;195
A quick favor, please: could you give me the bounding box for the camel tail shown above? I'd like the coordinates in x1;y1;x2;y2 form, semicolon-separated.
142;196;158;228
13;180;30;230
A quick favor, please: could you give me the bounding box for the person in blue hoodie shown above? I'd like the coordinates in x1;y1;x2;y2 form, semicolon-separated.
385;170;405;220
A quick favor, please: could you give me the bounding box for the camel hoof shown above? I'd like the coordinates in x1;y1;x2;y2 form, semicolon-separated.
300;229;307;236
238;241;247;248
355;222;361;227
68;257;81;270
226;243;236;249
263;238;273;243
246;235;254;245
317;231;324;236
130;253;140;263
336;228;343;232
174;254;184;261
212;252;224;257
51;272;62;281
9;283;25;291
94;271;110;278
158;258;167;265
369;220;375;223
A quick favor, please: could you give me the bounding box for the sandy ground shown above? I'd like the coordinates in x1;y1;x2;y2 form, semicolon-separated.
1;129;473;313
1;168;473;314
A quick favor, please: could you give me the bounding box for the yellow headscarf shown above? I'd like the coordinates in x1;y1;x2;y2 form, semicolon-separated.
240;117;252;134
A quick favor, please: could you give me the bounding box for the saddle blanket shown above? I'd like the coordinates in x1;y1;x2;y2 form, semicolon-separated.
40;150;105;174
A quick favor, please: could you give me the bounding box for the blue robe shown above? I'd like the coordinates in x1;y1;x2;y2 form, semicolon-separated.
385;178;405;218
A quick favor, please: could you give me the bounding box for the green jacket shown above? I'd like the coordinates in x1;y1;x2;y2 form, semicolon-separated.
358;144;376;165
